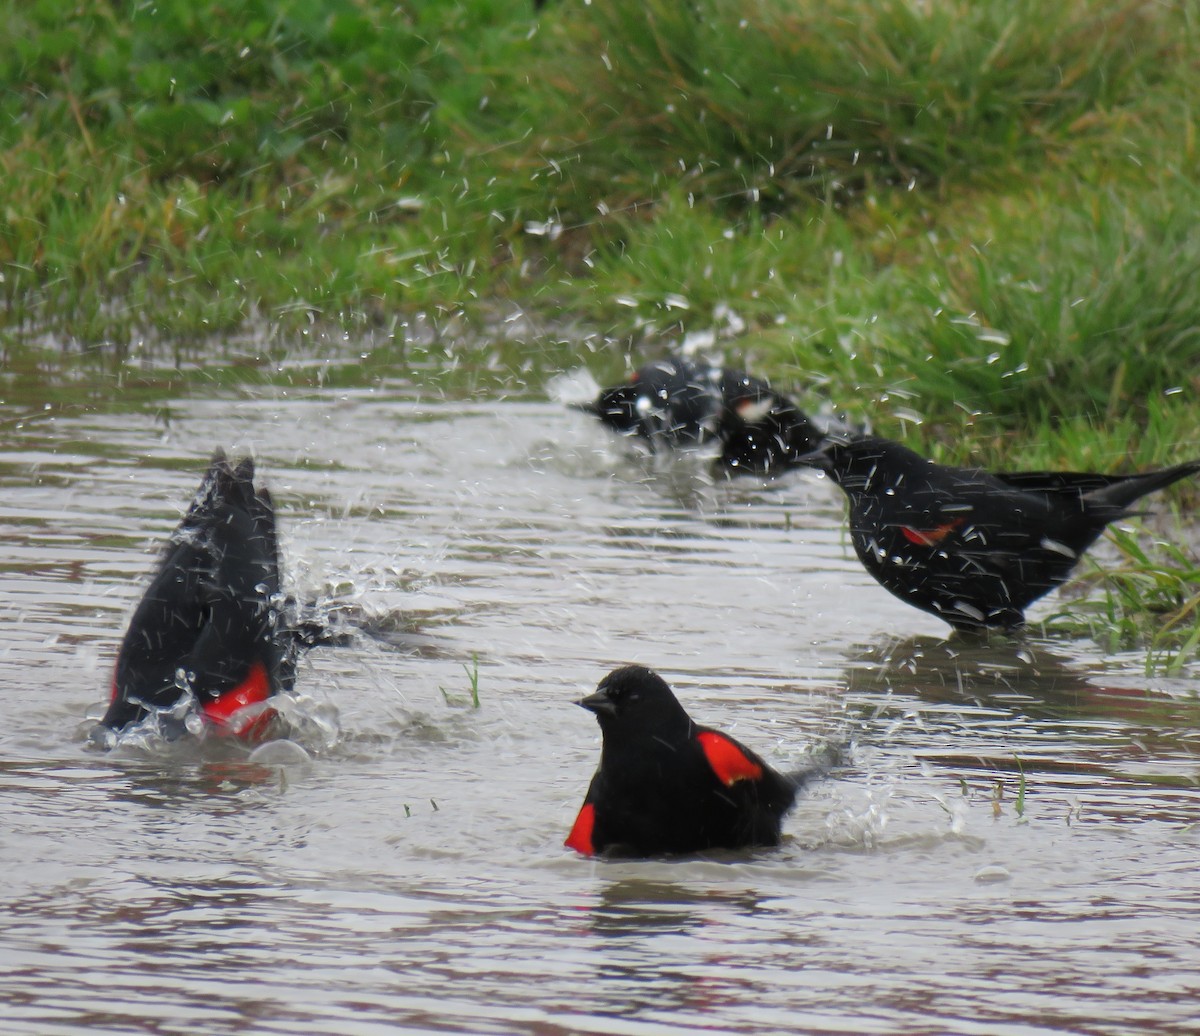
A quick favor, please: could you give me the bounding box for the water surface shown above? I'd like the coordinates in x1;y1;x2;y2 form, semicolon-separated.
1;372;1198;1034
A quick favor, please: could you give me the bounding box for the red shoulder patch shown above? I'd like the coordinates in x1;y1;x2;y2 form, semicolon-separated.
565;802;596;856
201;659;273;738
900;519;964;547
697;730;763;787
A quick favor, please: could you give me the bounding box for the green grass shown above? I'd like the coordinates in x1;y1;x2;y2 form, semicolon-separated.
520;0;1177;215
1050;525;1200;674
877;186;1200;429
5;0;1196;377
440;655;482;709
0;0;538;344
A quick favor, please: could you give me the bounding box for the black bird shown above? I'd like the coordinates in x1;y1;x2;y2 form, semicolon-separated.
99;451;304;740
576;355;822;475
566;665;822;857
802;435;1200;633
715;392;827;479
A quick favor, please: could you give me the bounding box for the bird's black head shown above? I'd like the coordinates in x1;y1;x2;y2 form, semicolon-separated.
585;383;644;435
797;435;924;493
578;664;692;736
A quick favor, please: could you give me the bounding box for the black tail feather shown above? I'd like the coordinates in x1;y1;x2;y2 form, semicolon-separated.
995;459;1200;509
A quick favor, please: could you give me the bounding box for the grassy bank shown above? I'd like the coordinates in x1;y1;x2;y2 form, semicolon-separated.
0;1;1195;441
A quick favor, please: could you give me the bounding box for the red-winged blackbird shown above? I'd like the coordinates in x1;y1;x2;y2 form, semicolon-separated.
99;451;301;740
575;355;821;476
566;665;820;857
803;435;1200;633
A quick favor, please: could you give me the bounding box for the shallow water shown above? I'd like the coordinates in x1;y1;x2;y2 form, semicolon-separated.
1;372;1198;1035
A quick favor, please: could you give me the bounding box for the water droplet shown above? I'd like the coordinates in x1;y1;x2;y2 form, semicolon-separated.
974;865;1012;884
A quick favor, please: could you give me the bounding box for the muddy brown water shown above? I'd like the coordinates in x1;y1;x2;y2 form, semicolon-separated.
1;370;1198;1034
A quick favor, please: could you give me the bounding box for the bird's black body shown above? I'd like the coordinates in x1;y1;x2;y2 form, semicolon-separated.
804;436;1200;633
716;393;825;479
101;451;293;737
585;356;727;449
566;665;805;857
577;355;821;476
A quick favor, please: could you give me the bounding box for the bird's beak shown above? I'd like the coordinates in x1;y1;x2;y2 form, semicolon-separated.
578;689;617;716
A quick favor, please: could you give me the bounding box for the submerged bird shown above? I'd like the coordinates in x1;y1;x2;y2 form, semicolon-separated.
566;665;824;857
99;450;311;741
801;435;1200;633
575;355;822;476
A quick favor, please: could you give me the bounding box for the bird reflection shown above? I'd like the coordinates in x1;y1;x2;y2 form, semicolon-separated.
588;877;763;937
843;633;1084;711
96;756;288;812
844;632;1200;727
577;877;775;1019
840;632;1200;802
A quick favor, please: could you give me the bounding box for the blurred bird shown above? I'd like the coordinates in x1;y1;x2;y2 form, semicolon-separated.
99;450;317;741
574;354;823;476
566;665;828;856
801;435;1200;633
715;392;829;479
